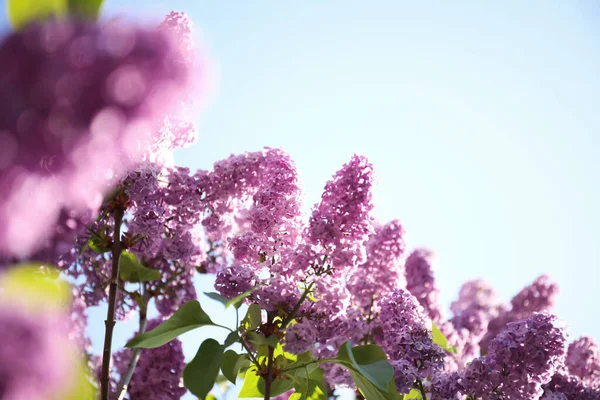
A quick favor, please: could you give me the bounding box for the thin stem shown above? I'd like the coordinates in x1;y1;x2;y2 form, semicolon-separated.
240;337;260;366
362;296;375;345
115;285;149;400
416;379;428;400
100;208;125;400
263;344;275;400
281;282;315;328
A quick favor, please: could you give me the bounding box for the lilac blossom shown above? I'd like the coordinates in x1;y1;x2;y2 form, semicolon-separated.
445;280;506;367
0;15;194;258
0;306;74;400
347;219;406;311
480;275;559;354
306;154;375;274
543;370;600;400
565;337;600;388
463;313;567;400
377;289;445;394
284;320;318;354
405;248;444;322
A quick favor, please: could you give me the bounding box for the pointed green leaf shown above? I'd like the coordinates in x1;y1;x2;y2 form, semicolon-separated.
221;350;249;384
183;339;224;399
119;251;161;283
67;0;103;19
239;366;295;398
289;366;327;400
225;285;262;308
224;331;240;348
247;332;279;349
241;304;262;331
238;367;262;398
432;322;457;354
204;292;229;305
349;370;402;400
337;341;394;392
7;0;68;29
234;354;252;378
126;300;214;348
88;237;110;253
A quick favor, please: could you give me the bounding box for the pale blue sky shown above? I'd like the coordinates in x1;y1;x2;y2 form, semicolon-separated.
2;1;600;398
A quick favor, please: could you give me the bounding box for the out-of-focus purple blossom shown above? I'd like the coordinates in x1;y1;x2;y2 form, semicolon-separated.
0;306;74;400
566;337;600;388
347;219;406;311
377;289;445;394
0;14;195;258
479;275;559;354
463;313;567;400
510;274;559;314
437;321;473;372
405;248;443;322
450;279;505;337
116;318;186;400
443;280;507;368
68;287;92;353
306;155;375;274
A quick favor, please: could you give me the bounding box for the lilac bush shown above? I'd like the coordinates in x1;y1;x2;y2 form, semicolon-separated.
0;3;599;400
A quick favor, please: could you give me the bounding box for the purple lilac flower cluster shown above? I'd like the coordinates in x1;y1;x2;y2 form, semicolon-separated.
347;219;406;311
460;313;566;399
405;248;444;323
378;289;445;394
479;274;559;354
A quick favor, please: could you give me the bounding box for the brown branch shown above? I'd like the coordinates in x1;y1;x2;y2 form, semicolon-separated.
100;208;125;400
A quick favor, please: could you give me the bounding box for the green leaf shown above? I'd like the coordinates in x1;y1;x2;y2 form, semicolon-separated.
204;292;229;305
432;322;457;354
234;354;252;377
240;304;262;331
224;331;240;348
1;264;71;312
238;367;295;398
6;0;68;29
225;285;262;309
119;251;161;283
238;367;262;398
221;350;250;384
204;287;261;308
247;332;278;349
337;341;394;392
183;339;224;400
403;389;422;399
62;362;97;400
67;0;103;19
206;394;217;400
289;366;327;400
348;370;402;400
88;237;110;253
126;300;215;348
